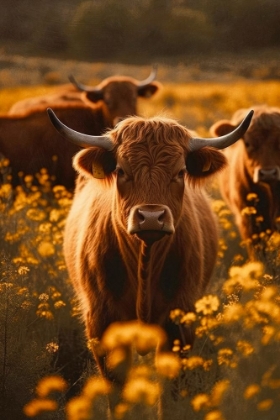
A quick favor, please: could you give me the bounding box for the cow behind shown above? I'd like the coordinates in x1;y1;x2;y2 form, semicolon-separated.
48;108;253;416
210;105;280;258
9;68;161;128
3;69;160;188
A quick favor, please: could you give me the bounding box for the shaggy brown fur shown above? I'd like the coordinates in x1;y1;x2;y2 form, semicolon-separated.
210;105;280;258
64;116;227;390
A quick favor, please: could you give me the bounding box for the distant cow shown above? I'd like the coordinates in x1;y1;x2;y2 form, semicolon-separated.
48;108;253;410
3;69;160;188
9;67;161;128
210;105;280;257
8;84;81;114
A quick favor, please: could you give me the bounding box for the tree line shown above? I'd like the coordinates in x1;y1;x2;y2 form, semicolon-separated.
1;0;279;63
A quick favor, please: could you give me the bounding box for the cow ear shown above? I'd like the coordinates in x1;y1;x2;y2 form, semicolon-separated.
209;120;236;137
186;147;227;179
73;148;116;179
138;82;161;98
82;91;104;104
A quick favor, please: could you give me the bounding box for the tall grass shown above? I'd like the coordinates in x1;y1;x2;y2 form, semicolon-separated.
1;78;280;419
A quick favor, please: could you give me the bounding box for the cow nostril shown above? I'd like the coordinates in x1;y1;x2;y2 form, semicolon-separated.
137;209;145;223
158;210;165;222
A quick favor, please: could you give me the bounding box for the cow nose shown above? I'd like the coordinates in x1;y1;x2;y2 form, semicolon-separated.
253;167;280;182
138;208;165;230
128;204;175;244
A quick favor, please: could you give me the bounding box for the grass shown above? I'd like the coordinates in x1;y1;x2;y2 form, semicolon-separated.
1;75;280;419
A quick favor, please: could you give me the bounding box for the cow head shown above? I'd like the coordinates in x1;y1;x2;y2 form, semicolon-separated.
210;106;280;184
69;66;161;126
48;108;253;245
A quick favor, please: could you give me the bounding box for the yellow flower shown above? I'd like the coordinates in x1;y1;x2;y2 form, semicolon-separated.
211;380;230;405
205;410;225;420
241;206;257;216
243;384;260;399
26;208;46;221
54;300;66;309
36;376;67;397
191;393;209;411
257;399;273;411
23;398;58;417
39;293;49;301
122;377;161;406
38;241;55;257
83;377;111;399
66;396;91;420
155;353;181;379
18;266;29;275
181;312;196;325
169;308;185;324
46;342;59;353
217;348;237;368
237;340;254;356
181;356;205;370
195;295;220;315
246;193;258;201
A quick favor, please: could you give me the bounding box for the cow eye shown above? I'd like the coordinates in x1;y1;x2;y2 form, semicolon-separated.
178;169;186;178
116;167;125;176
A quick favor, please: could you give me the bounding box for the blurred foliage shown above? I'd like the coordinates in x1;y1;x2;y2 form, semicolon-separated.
1;0;280;62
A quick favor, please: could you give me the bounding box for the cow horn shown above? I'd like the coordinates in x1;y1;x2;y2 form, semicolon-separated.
137;64;158;88
188;110;254;152
68;74;101;93
47;108;114;151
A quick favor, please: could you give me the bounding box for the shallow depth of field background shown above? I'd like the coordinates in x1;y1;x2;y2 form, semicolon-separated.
1;1;280;419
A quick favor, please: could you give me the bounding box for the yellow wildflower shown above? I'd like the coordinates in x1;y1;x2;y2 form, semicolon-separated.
195;295;220;315
257;399;273;411
18;266;30;275
155;352;181;379
191;393;209;411
66;396;91;420
236;340;254;356
36;376;67;398
243;384;260;399
241;206;257;216
122;377;161;406
24;399;57;417
38;241;55;257
83;377;111;399
26;208;46;221
205;410;225;420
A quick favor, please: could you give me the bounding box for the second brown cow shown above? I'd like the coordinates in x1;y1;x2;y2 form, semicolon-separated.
210;105;280;258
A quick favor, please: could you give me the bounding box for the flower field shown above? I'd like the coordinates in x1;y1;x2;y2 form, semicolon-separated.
1;74;280;420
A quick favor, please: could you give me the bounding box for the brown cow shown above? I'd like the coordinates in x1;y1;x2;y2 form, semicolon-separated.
210;105;280;258
48;108;253;415
3;69;160;188
8;84;81;114
9;67;161;127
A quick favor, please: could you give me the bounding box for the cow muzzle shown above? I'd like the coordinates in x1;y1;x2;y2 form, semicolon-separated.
253;166;280;183
128;204;175;245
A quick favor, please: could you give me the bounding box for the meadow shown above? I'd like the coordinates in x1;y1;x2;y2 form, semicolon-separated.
1;71;280;420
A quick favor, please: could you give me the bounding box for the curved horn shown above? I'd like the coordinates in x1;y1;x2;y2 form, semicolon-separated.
68;74;101;93
189;110;254;152
47;108;114;151
137;64;158;88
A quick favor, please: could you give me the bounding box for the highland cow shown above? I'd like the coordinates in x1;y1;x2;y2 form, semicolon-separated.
48;107;253;406
210;105;280;258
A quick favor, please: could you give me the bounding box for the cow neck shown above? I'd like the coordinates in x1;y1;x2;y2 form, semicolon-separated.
136;242;152;324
